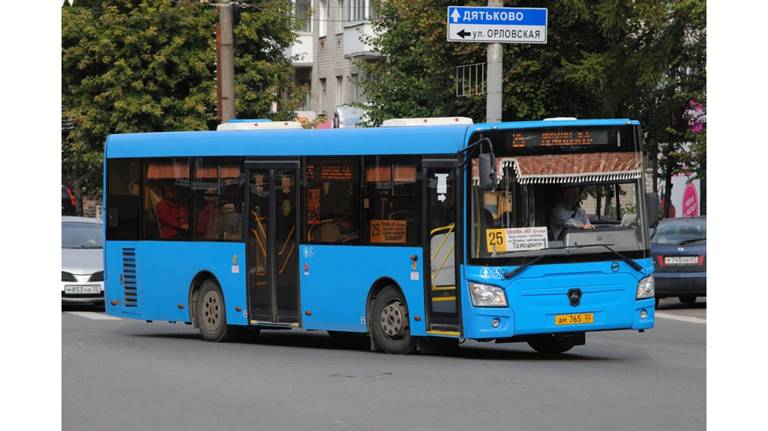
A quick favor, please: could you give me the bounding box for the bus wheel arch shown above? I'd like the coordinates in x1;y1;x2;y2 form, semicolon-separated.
188;271;218;329
366;278;416;354
366;277;400;331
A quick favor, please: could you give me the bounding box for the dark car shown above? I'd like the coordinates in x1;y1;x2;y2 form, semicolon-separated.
62;184;79;216
651;216;706;305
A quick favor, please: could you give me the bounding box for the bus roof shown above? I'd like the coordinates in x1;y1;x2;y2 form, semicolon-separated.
104;118;639;159
468;118;639;134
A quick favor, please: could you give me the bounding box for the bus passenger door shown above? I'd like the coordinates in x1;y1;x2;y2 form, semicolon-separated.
422;160;461;334
245;161;300;325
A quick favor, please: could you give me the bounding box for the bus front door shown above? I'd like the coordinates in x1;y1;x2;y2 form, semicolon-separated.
245;161;300;325
423;160;461;335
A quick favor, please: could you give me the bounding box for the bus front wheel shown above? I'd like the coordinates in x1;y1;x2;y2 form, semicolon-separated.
196;279;235;342
371;286;416;354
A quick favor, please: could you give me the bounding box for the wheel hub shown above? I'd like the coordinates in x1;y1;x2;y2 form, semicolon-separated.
380;301;406;338
202;291;221;331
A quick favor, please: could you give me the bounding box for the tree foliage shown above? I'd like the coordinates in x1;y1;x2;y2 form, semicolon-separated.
360;0;706;200
62;0;301;194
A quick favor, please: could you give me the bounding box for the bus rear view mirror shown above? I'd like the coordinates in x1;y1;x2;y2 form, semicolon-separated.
645;192;659;228
478;152;496;191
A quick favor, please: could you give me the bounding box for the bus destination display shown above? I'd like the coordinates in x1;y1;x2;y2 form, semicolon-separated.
511;128;610;148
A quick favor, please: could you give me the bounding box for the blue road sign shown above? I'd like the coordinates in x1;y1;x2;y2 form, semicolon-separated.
447;6;548;44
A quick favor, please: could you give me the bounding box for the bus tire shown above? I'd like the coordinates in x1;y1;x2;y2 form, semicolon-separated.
527;334;577;355
196;279;233;342
371;286;416;354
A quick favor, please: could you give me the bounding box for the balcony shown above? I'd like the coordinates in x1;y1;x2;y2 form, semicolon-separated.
284;34;313;67
343;22;380;59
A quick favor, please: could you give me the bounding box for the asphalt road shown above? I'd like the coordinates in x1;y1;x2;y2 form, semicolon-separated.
63;299;705;431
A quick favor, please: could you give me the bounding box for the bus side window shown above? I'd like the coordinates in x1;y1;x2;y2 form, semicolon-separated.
304;157;361;244
143;158;191;241
106;159;141;240
363;156;421;245
192;158;243;241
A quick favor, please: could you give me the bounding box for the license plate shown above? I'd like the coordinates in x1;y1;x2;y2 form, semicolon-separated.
554;312;594;326
664;256;699;266
64;285;101;295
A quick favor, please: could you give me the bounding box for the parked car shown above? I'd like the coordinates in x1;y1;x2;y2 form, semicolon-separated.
62;216;104;306
62;184;79;216
651;216;706;305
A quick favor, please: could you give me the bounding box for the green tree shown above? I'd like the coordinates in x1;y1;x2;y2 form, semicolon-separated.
62;0;302;195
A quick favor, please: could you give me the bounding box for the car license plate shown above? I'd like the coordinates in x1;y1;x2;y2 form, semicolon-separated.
554;312;594;326
64;285;101;295
664;256;699;266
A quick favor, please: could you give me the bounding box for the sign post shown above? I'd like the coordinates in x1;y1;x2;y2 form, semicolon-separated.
447;5;548;123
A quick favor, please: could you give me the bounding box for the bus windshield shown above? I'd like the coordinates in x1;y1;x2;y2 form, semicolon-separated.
469;125;648;261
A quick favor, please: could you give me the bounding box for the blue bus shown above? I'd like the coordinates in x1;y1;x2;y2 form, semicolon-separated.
104;117;657;354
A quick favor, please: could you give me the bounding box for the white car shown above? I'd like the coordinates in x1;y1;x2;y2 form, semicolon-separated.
62;216;104;306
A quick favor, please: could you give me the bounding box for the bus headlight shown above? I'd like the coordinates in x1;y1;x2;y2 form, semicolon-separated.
636;275;655;299
469;282;508;307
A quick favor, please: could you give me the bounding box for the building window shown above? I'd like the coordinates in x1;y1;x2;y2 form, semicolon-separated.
363;156;421;245
336;0;345;33
304;157;360;244
318;0;328;37
347;0;366;23
351;73;363;103
301;81;311;111
336;75;343;107
106;159;141;240
319;78;327;113
192;158;244;241
143;158;191;240
294;0;312;33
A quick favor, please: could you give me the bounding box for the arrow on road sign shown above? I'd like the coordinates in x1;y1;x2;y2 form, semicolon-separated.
457;29;470;39
451;9;460;23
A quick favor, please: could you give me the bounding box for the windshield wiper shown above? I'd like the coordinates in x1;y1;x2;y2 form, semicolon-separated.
503;254;550;280
678;237;706;245
502;243;643;280
588;243;644;273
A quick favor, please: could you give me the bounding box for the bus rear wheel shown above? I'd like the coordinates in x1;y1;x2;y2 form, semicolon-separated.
527;334;577;355
196;279;235;342
372;286;416;354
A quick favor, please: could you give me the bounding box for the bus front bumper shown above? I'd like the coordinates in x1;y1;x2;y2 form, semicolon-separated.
461;298;655;340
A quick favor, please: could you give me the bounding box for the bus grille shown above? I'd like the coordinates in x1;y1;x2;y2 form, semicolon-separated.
122;248;137;307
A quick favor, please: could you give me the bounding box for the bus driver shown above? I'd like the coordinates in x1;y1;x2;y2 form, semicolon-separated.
549;186;594;240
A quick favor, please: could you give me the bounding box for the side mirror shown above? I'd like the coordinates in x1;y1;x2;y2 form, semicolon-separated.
645;192;659;228
478;152;496;191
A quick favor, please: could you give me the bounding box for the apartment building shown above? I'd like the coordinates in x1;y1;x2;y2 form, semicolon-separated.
285;0;380;123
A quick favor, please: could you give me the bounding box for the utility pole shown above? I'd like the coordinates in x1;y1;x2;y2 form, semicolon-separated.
486;0;503;123
216;2;236;122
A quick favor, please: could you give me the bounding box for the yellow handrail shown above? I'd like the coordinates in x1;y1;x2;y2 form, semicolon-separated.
430;223;455;236
430;223;455;261
278;243;296;274
250;228;267;257
431;244;455;283
278;225;295;256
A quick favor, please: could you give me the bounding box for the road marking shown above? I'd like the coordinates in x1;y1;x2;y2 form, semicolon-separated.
655;312;706;325
66;312;121;321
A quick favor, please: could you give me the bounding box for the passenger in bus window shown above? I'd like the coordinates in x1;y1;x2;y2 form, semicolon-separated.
195;189;217;239
156;184;189;240
549;186;594;240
